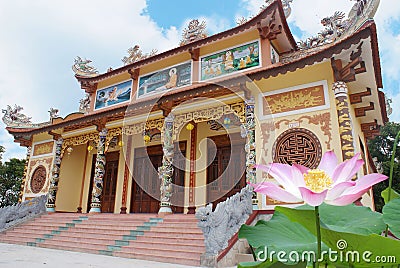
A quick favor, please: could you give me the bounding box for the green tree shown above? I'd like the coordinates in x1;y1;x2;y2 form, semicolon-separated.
0;148;26;208
368;122;400;212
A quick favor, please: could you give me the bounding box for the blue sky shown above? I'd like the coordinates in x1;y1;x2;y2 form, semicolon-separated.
0;0;399;161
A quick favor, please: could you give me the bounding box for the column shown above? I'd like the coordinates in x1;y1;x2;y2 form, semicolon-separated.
245;98;258;209
89;128;107;213
158;114;174;214
46;138;63;212
332;81;355;161
18;146;32;203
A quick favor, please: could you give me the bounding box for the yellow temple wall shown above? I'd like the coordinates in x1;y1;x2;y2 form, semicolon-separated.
56;144;86;212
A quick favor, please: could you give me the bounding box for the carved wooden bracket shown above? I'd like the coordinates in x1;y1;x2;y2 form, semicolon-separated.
189;48;200;61
257;10;282;40
331;42;366;82
80;81;98;94
48;131;62;141
93;118;107;132
128;68;140;80
157;100;173;117
349;87;372;104
14;135;32;147
239;83;253;100
355;102;374;117
361;120;380;139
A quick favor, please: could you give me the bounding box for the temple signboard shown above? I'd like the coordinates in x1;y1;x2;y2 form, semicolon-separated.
95;80;132;110
200;41;260;81
137;62;192;98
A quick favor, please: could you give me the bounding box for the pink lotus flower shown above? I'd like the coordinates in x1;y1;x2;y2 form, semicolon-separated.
251;151;387;207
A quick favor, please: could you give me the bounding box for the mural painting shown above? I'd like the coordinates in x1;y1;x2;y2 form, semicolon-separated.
95;80;132;109
137;62;192;98
200;41;260;81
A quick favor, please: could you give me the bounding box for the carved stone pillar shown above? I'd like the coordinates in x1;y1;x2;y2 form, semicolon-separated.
46;138;63;212
89;129;107;213
18;146;32;203
158;114;174;214
245;98;258;209
333;81;355;161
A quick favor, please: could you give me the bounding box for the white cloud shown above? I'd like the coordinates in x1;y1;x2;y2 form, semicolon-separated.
0;0;180;160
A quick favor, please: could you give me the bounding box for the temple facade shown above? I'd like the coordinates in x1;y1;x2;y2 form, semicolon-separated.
3;0;388;214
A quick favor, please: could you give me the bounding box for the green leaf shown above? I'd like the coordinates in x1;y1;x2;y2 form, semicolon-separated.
238;212;322;265
276;206;400;267
382;198;400;238
381;187;400;204
277;204;386;236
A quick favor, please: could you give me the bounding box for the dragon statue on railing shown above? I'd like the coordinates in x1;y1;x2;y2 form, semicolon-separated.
0;195;47;232
196;185;253;257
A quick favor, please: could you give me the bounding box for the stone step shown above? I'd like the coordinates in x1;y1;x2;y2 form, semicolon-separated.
149;226;202;233
114;250;201;266
64;228;133;237
0;237;36;245
135;235;204;244
141;231;204;239
38;243;102;255
121;240;205;251
40;238;111;251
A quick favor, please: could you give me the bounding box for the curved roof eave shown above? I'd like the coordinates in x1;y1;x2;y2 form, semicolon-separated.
76;0;297;84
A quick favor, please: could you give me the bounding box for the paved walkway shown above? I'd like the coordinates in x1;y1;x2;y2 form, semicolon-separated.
0;243;200;268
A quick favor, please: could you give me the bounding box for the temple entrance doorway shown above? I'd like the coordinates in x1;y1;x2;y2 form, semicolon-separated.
206;134;246;207
87;151;120;213
130;142;186;213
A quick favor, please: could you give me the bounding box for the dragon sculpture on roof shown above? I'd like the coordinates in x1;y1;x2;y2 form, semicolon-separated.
72;56;99;77
2;105;32;126
180;19;208;46
121;45;158;65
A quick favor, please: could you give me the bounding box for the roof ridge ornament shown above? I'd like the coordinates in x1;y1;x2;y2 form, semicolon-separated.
72;56;99;77
298;0;380;50
180;19;208;46
263;0;293;18
121;45;158;66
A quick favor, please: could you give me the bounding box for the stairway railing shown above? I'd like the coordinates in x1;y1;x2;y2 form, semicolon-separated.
195;185;253;267
0;195;47;232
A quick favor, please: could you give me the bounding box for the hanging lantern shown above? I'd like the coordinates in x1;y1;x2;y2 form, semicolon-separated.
66;146;73;155
87;144;94;152
223;117;231;127
143;134;151;143
186;122;195;131
118;140;124;147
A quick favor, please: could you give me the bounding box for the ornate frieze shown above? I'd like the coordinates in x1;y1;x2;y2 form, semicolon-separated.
30;166;47;194
264;85;326;115
33;141;54;157
273;128;323;169
172;102;245;140
89;129;107;212
122;118;164;135
46;138;63;212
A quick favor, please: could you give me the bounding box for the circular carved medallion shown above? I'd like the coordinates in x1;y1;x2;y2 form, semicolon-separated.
273;128;322;169
30;166;47;194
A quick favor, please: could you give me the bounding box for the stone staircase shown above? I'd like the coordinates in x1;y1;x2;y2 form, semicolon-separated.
0;213;205;266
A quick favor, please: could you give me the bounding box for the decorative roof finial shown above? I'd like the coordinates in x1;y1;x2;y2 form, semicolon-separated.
263;0;293;18
48;108;59;119
121;45;158;66
180;19;208;46
72;56;99;77
2;104;32;126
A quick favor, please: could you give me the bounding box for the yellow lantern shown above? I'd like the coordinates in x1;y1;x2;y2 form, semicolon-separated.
143;135;151;143
66;146;73;155
118;140;124;147
186;122;195;131
87;145;94;152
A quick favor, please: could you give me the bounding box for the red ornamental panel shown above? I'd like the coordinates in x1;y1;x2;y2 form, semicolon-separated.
273;128;322;169
30;166;47;194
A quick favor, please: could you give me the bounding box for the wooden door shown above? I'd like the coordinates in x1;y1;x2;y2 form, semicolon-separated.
131;145;162;213
102;152;119;213
207;134;246;206
131;142;186;213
